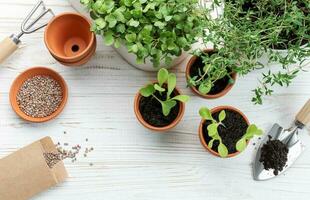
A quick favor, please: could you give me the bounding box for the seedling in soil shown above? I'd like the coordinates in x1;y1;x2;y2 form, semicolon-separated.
140;68;189;116
188;50;235;95
199;107;263;157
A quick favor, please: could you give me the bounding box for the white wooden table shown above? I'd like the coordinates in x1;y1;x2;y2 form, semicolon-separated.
1;1;310;200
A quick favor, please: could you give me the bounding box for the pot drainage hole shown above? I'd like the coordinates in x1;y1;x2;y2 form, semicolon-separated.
71;44;80;52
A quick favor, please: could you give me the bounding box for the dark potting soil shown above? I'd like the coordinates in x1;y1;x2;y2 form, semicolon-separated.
202;110;248;154
139;90;180;127
189;54;232;95
259;136;289;176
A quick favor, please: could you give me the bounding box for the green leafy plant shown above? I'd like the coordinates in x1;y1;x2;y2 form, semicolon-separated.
187;49;235;95
81;0;206;68
140;68;189;116
203;0;310;104
199;107;263;157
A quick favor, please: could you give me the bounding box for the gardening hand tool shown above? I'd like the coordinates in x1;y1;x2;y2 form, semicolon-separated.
253;99;310;181
0;0;54;64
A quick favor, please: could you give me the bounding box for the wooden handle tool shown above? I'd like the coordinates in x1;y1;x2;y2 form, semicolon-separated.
296;99;310;126
0;36;19;64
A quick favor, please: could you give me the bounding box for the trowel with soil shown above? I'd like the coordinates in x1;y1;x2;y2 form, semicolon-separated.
253;99;310;181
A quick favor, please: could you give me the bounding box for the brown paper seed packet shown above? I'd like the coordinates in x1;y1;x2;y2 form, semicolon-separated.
0;137;68;200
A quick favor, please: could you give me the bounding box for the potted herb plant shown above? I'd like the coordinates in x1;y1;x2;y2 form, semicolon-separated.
186;49;237;99
81;0;206;71
198;106;263;157
204;0;310;104
134;68;189;131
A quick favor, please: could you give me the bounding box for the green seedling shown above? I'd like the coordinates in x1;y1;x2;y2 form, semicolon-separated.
140;68;189;116
199;107;263;157
188;50;235;95
236;124;263;152
199;107;228;157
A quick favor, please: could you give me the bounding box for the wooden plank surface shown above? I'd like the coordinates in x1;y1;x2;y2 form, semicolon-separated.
0;1;310;200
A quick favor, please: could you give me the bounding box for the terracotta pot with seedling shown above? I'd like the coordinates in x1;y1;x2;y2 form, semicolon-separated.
134;68;189;131
186;49;237;99
198;106;263;157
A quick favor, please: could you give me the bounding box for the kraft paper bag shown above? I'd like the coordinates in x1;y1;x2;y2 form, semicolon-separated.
0;137;68;200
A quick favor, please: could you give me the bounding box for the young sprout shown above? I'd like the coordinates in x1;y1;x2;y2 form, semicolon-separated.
188;50;235;95
236;124;263;152
199;107;263;157
140;68;190;116
199;107;228;157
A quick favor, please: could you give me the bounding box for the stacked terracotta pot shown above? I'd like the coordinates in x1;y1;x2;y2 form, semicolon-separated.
44;13;96;66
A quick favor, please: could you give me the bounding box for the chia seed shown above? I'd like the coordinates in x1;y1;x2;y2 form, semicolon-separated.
16;75;63;118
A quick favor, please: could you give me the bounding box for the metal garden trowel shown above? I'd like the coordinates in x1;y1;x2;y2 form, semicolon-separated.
253;99;310;181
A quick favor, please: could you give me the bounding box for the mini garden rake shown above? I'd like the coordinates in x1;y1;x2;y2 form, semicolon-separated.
0;0;54;64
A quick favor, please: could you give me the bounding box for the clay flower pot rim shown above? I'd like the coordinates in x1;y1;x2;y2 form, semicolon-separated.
186;48;237;99
9;66;68;123
199;105;250;158
134;82;185;132
44;12;95;61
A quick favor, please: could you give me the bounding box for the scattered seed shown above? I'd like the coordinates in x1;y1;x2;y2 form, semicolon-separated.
17;75;63;118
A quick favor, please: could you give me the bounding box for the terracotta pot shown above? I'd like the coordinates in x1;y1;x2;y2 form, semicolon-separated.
44;12;96;66
53;38;97;66
185;49;237;99
134;85;185;132
10;67;68;123
199;106;250;158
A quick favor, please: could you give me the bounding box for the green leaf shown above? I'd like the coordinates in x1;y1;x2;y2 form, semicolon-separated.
125;33;136;43
208;139;214;148
128;18;140;27
95;18;106;29
157;68;168;86
218;110;226;122
167;73;176;99
104;31;114;46
161;100;177;116
198;82;211;94
245;124;263;139
171;95;190;102
114;38;121;48
218;143;228;158
207;123;218;137
154;21;165;29
154;84;165;92
140;84;155;97
199;107;213;121
106;14;117;28
236;138;247;152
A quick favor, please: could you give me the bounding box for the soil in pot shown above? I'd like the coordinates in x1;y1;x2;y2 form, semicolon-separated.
189;52;234;95
202;109;248;154
259;135;289;176
139;90;180;127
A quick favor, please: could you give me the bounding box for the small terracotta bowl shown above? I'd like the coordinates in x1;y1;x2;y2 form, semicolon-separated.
10;67;68;123
199;106;250;158
134;85;185;132
44;12;96;65
186;49;237;99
